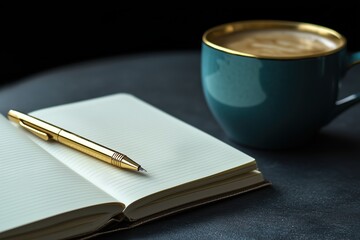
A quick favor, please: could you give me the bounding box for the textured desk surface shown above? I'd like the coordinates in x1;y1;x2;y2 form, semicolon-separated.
1;51;359;239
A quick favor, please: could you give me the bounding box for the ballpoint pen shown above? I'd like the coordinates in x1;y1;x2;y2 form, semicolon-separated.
7;110;146;172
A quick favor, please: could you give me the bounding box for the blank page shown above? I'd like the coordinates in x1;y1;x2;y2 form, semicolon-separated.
0;115;118;233
29;94;256;206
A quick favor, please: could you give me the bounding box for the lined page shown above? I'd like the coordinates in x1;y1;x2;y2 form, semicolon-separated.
0;115;118;233
30;94;255;207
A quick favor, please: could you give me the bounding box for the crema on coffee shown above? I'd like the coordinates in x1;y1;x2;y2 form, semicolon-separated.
218;29;341;58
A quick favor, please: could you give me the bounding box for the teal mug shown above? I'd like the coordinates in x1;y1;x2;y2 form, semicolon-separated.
201;20;360;149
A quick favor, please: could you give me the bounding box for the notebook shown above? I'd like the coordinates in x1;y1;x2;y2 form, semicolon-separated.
0;93;269;239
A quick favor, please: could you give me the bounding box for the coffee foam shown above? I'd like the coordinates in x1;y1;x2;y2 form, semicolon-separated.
221;29;339;57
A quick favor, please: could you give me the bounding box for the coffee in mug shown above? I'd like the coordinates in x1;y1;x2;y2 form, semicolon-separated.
201;20;360;149
220;29;340;58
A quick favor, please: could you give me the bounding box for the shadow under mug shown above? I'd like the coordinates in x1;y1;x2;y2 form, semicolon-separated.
201;20;360;149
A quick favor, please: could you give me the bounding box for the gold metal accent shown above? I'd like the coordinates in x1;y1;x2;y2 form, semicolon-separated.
202;20;346;60
7;110;144;172
111;153;140;171
8;110;61;140
19;120;49;140
111;152;125;168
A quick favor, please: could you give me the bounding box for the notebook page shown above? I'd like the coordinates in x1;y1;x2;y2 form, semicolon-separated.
30;94;255;206
0;115;118;233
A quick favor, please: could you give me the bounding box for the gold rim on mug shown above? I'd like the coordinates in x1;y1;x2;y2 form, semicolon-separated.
202;20;346;60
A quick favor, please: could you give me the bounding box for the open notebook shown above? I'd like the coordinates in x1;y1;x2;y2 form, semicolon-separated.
0;94;269;239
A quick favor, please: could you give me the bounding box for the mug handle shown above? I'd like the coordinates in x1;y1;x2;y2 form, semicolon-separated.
331;52;360;118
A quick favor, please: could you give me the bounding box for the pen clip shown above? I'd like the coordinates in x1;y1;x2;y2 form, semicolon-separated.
19;120;50;141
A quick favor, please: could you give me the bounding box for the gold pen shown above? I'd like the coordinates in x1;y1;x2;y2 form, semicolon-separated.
7;110;146;172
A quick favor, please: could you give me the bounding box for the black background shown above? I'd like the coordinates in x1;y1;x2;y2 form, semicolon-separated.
1;5;360;86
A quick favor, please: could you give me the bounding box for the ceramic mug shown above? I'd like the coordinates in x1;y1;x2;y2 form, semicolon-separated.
201;20;360;149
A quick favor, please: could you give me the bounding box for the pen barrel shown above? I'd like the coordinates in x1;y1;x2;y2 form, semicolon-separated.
57;130;139;171
58;130;115;165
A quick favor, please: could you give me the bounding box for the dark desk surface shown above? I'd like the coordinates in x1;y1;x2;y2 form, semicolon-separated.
1;51;359;239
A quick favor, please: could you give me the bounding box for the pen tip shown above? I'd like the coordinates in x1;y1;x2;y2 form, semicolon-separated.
138;166;147;172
